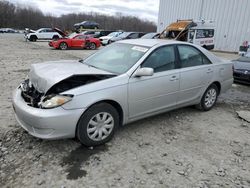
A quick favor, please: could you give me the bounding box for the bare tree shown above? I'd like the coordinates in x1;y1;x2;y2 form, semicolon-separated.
0;1;156;32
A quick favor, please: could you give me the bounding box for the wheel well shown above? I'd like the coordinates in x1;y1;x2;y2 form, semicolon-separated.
97;100;124;126
30;35;37;39
53;35;59;38
75;100;124;139
212;81;221;95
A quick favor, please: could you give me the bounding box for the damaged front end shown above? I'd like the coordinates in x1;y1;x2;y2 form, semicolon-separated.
20;74;114;109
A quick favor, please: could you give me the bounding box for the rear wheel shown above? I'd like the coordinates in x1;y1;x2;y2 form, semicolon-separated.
89;42;96;50
77;103;119;146
59;42;68;50
197;84;218;111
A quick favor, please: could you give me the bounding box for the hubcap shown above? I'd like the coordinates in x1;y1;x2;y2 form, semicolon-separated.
87;112;114;141
204;88;217;108
90;43;96;50
60;43;67;50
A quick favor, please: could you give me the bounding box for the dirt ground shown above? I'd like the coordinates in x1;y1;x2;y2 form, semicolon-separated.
0;34;250;188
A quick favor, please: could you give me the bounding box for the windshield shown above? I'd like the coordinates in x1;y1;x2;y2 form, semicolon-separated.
141;33;156;39
83;43;149;74
68;33;78;38
116;32;130;38
108;32;120;37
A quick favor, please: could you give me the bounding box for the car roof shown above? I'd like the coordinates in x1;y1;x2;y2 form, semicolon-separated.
118;39;222;63
118;39;181;47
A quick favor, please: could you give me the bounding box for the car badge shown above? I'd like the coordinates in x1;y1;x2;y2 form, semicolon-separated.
244;70;248;74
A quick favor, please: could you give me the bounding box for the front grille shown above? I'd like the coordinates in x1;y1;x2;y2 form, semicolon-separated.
20;79;43;107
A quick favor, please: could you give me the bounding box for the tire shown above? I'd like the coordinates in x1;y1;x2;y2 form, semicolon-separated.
59;42;68;50
89;42;97;50
197;84;218;111
29;35;37;42
52;35;59;40
108;40;111;45
77;103;119;146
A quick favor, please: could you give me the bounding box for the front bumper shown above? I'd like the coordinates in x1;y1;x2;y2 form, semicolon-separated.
101;39;109;45
233;71;250;84
12;87;85;139
48;41;59;48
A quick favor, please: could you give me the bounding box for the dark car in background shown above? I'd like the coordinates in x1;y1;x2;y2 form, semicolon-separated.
232;52;250;84
110;32;145;42
74;21;100;30
141;32;160;39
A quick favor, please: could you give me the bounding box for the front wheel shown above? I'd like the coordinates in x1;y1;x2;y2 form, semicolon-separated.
197;84;218;111
77;103;119;146
59;42;68;50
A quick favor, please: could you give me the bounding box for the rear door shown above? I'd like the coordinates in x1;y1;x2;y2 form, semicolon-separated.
128;45;180;119
177;45;214;105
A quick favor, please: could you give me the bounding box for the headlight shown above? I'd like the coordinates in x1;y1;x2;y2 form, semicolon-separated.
40;95;73;109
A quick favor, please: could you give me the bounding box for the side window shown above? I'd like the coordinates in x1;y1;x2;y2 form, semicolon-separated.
177;45;211;68
39;29;45;33
196;29;214;39
74;36;81;39
47;29;53;33
142;46;176;73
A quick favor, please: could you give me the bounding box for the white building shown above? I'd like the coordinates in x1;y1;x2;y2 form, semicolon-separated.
157;0;250;52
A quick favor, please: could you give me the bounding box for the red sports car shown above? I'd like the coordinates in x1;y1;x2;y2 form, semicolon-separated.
49;33;101;50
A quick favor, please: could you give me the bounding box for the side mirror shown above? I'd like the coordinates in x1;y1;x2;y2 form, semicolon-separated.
134;67;154;77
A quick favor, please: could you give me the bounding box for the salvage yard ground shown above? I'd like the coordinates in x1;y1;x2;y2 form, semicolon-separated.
0;34;250;188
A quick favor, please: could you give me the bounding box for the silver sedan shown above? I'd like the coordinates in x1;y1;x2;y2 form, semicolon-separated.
12;39;233;146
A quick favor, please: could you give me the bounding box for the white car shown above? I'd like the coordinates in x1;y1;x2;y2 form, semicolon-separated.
25;28;63;42
99;31;123;45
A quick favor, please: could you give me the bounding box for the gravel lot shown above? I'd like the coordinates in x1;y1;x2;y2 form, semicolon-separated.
0;34;250;188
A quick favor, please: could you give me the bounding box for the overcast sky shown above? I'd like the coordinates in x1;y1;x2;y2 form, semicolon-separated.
8;0;159;22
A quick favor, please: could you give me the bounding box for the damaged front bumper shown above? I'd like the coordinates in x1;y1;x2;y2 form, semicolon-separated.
12;87;85;139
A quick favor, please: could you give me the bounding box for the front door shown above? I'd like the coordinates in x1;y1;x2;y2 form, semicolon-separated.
72;35;85;48
128;45;180;119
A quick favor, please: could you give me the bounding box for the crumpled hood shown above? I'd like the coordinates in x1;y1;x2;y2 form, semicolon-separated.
29;60;113;93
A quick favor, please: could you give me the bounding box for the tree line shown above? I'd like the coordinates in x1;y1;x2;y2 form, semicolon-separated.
0;1;156;32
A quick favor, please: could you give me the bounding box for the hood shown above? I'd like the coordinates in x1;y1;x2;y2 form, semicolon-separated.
53;27;67;37
100;36;112;40
29;60;114;93
233;60;250;71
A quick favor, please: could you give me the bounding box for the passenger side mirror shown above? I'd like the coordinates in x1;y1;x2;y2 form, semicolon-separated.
134;67;154;77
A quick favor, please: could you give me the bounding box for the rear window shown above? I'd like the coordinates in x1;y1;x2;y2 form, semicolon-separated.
196;29;214;39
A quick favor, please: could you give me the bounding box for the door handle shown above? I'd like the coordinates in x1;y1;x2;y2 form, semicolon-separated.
206;69;213;73
170;76;178;81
